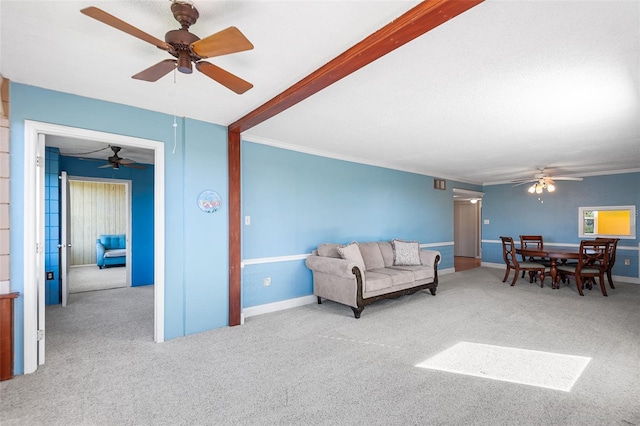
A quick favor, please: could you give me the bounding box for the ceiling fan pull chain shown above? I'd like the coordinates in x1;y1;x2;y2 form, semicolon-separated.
172;68;178;155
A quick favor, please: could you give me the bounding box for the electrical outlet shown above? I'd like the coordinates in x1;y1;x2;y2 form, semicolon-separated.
263;277;271;286
624;259;630;266
46;271;54;280
245;216;251;225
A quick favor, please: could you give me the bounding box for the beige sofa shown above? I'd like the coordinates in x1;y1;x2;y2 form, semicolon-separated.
305;240;440;318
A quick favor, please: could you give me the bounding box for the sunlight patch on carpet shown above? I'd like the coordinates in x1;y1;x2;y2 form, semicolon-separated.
415;341;591;392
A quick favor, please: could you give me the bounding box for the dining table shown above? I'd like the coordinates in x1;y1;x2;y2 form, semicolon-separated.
515;246;580;289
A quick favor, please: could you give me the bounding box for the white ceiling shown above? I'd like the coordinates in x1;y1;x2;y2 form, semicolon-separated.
2;1;639;184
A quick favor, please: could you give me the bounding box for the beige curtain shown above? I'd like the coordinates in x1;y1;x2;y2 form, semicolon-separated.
70;181;126;265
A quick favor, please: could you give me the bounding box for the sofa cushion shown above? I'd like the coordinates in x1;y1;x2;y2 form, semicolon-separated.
358;242;386;270
378;242;395;267
363;271;393;293
337;242;366;272
389;265;434;282
392;239;421;266
104;249;126;258
370;268;415;286
318;243;341;258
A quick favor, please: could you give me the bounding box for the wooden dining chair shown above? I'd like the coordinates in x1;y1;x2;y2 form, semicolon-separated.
595;237;619;289
556;240;610;296
519;235;551;277
500;236;547;287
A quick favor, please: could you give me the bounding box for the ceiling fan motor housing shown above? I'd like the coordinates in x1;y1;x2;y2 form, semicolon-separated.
166;2;201;74
165;29;200;73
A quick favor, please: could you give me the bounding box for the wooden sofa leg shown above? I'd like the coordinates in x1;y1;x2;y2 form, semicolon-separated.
351;306;364;319
317;296;322;304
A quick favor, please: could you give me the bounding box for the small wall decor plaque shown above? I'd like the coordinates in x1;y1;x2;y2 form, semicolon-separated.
197;190;222;213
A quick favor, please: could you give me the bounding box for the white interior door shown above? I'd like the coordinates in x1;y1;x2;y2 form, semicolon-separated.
60;171;71;306
37;133;46;365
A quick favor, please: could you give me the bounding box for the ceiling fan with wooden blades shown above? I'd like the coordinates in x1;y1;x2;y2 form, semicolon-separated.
99;146;147;170
81;1;254;94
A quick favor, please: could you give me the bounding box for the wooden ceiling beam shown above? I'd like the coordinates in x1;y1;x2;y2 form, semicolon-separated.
227;0;483;326
229;0;484;133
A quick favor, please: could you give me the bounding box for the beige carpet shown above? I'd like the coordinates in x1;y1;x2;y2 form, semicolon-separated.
68;264;126;293
2;268;640;425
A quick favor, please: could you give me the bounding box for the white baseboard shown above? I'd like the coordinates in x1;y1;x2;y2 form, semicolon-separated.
242;263;639;323
439;267;455;275
482;262;504;269
243;295;317;319
481;262;639;284
243;267;455;320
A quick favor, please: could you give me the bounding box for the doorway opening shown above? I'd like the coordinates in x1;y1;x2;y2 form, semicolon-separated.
68;178;131;293
453;188;483;272
23;120;165;374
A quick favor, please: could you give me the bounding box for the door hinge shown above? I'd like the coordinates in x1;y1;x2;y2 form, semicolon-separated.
36;155;42;167
37;329;45;341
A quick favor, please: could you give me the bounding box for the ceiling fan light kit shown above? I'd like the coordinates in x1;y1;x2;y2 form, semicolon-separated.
513;169;583;199
81;1;254;93
527;179;555;194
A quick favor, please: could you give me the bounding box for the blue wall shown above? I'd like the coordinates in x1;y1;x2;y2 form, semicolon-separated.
10;82;637;378
59;156;155;287
481;172;640;279
9;83;230;374
240;141;481;308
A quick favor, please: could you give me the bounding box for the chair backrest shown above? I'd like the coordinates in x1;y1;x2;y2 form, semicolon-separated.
500;236;518;267
595;237;619;268
519;235;544;250
577;240;610;273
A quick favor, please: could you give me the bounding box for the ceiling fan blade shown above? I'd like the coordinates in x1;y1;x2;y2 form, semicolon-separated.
191;26;254;58
121;163;147;170
551;177;583;181
196;62;253;94
98;163;113;169
132;59;177;82
116;158;135;165
512;180;536;187
81;7;171;51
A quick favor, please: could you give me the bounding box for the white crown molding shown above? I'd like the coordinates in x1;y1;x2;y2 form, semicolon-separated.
241;134;482;185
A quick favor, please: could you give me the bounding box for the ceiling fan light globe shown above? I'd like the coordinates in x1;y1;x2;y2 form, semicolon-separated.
535;185;543;194
528;185;536;194
547;184;555;192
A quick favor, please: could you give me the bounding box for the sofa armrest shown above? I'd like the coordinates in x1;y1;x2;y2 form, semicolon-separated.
420;249;441;268
96;240;106;267
305;255;360;279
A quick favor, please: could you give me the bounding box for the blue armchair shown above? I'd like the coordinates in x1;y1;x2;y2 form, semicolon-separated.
96;234;126;269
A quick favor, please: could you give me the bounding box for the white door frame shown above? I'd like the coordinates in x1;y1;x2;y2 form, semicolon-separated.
23;120;165;374
68;176;133;288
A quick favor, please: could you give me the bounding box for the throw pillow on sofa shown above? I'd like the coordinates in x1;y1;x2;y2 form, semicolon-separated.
337;242;366;272
392;239;421;266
